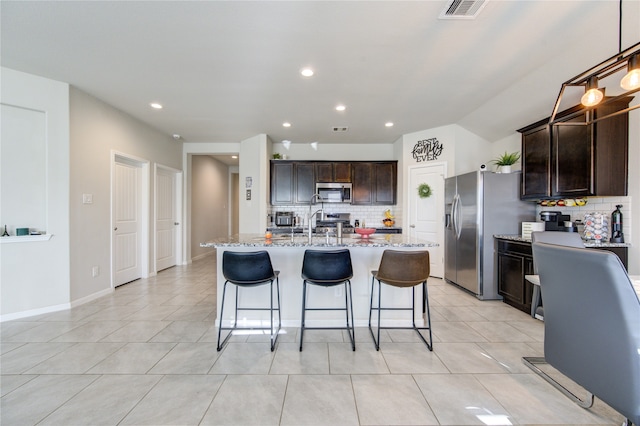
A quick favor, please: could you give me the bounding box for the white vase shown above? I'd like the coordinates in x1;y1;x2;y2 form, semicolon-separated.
499;165;512;174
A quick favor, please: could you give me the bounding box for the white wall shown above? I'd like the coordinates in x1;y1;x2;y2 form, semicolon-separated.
1;68;71;319
272;141;394;161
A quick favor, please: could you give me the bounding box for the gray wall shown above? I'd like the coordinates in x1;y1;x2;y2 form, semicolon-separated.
69;88;183;301
190;155;230;259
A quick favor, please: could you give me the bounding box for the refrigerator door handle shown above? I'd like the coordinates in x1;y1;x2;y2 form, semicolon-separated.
453;194;462;239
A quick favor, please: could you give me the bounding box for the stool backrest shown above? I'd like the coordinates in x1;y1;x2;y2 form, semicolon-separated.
301;249;353;282
376;250;430;287
222;251;275;284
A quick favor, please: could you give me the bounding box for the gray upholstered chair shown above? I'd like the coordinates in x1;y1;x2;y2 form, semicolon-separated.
524;242;640;426
526;231;584;319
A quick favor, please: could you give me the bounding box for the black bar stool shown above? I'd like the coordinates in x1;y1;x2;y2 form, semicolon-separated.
369;249;432;351
217;250;281;352
300;249;355;351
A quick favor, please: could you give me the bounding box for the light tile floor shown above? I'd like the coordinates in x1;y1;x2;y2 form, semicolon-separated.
1;255;626;425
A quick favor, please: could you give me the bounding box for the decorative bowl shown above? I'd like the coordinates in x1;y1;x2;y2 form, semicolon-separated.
382;219;395;227
355;228;376;238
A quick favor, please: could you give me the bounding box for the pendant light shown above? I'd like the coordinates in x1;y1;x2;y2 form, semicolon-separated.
581;76;604;107
550;0;640;126
620;53;640;90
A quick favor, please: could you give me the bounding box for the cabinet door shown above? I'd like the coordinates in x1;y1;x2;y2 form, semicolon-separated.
294;162;315;204
521;125;551;199
315;163;333;183
270;161;294;205
352;162;373;205
592;98;630;196
373;162;396;205
497;252;527;305
552;113;592;196
334;163;352;182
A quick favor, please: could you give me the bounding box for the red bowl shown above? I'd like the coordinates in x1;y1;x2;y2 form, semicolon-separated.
354;228;376;238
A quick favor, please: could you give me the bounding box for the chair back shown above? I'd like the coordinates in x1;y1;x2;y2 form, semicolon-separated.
531;231;583;274
531;231;584;247
532;242;640;424
301;249;353;284
375;250;430;287
222;251;275;285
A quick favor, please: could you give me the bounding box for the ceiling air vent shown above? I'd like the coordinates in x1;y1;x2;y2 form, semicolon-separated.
439;0;488;19
332;126;348;132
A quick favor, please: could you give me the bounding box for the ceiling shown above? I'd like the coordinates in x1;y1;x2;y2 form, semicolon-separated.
2;1;639;151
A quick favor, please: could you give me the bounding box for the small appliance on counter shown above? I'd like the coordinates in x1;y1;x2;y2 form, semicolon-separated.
275;211;295;226
610;204;624;243
539;211;573;231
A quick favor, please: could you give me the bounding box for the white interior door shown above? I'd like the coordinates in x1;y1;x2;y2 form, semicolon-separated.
408;163;446;278
113;160;143;286
156;166;179;271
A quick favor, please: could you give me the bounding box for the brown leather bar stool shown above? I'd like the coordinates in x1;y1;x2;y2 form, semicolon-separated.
369;249;432;351
300;249;355;351
217;250;281;352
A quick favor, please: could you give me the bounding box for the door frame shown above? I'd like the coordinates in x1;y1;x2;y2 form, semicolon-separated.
153;163;183;274
110;151;150;288
406;161;447;277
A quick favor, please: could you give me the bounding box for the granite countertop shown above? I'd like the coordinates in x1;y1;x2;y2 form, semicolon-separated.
494;234;631;248
201;233;437;248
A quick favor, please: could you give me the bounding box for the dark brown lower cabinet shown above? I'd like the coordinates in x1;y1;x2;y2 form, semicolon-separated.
496;240;534;313
496;238;628;314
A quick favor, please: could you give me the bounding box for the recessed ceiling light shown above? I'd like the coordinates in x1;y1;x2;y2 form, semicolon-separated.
283;122;292;128
300;68;314;77
385;122;394;127
150;102;163;109
335;105;346;111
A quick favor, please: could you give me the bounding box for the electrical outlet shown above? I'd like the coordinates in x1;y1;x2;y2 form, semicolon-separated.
82;194;93;204
92;266;100;277
335;287;342;297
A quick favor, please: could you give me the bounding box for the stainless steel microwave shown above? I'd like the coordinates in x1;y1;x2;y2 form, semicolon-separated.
315;182;352;203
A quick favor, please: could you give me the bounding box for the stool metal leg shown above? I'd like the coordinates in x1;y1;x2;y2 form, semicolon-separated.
217;281;235;351
345;280;355;351
368;279;433;351
300;280;307;351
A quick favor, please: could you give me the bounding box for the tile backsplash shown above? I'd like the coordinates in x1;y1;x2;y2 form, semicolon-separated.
270;205;402;229
536;196;632;241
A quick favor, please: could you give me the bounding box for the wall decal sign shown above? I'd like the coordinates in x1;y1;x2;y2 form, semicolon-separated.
412;138;443;162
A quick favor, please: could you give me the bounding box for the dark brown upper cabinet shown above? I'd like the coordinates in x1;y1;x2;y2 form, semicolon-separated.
270;161;315;205
315;162;351;183
351;161;397;205
518;97;630;200
270;160;397;205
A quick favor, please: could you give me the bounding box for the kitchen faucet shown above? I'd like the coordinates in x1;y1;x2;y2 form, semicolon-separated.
308;193;324;242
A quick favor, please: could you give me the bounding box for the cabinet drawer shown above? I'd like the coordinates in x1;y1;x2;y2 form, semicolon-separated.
497;240;533;257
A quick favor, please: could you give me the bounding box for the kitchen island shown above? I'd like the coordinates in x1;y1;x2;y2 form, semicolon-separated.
201;233;438;327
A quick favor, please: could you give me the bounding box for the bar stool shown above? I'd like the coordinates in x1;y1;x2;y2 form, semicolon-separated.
300;249;355;351
369;249;432;351
217;250;281;352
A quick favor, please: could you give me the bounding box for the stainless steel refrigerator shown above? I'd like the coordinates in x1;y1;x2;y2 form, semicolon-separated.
444;171;536;299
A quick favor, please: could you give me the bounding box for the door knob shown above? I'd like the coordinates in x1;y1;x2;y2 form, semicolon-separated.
114;227;118;231
174;222;180;226
410;224;416;228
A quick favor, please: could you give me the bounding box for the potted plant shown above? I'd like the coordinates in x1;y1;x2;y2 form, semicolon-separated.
491;151;520;173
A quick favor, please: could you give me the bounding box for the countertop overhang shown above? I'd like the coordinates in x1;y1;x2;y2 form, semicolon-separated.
201;233;437;248
494;234;630;248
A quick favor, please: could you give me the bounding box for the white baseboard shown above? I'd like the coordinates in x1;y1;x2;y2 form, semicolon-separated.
1;287;114;322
